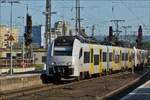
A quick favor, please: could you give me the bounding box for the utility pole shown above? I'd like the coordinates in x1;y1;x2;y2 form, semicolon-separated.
75;0;78;33
17;16;25;66
1;0;20;75
75;0;83;35
45;0;51;48
122;26;132;40
111;20;125;39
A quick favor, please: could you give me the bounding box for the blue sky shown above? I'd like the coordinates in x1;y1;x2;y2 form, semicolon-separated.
0;0;150;36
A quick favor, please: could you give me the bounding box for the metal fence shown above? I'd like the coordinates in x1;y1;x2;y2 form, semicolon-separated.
0;58;33;68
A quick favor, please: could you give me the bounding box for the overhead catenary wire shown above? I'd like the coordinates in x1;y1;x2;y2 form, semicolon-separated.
17;0;150;1
119;0;145;25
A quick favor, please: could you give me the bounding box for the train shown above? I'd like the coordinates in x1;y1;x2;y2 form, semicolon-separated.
45;35;148;81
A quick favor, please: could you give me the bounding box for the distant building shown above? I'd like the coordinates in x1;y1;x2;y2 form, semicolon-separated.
25;25;45;48
0;25;19;48
54;21;71;36
30;21;71;48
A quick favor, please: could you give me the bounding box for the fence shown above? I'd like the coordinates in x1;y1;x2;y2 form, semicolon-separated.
0;58;33;68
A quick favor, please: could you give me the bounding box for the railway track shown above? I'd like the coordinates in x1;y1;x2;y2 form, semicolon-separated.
0;68;149;100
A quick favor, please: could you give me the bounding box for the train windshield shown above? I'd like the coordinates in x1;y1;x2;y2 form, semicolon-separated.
54;36;75;56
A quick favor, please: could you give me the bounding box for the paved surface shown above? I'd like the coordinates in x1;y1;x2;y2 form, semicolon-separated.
121;80;150;100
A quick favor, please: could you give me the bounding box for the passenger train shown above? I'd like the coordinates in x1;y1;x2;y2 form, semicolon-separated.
45;35;148;81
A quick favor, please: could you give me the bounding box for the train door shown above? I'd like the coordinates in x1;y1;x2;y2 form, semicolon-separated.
90;48;94;75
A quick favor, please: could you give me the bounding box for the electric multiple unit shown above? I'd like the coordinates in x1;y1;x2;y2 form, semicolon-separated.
46;36;148;81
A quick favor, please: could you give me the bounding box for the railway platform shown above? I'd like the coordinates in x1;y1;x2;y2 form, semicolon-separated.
0;73;42;92
121;80;150;100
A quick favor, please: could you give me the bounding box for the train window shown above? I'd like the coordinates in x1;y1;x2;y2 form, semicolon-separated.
103;52;107;62
54;46;72;56
94;55;99;65
109;53;112;61
79;48;82;58
125;53;128;61
90;49;94;63
122;53;125;61
54;51;72;56
84;52;90;63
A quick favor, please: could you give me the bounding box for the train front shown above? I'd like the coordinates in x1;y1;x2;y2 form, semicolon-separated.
46;36;79;81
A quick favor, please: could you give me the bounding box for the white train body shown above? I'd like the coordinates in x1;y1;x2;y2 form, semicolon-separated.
46;36;148;80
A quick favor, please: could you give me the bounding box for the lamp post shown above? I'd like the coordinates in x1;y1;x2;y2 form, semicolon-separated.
1;0;20;75
17;16;25;66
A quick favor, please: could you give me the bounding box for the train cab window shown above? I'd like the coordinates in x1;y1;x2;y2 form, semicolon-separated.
54;46;72;56
84;52;90;63
103;52;107;62
79;48;82;58
94;55;99;65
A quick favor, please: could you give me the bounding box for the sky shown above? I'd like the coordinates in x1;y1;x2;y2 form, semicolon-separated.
0;0;150;37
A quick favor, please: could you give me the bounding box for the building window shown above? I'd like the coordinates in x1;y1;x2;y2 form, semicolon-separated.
84;52;90;63
6;53;11;58
94;55;99;65
17;53;22;57
103;52;107;62
42;56;47;63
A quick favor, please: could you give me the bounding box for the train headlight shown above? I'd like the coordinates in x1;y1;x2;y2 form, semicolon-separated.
51;62;56;65
67;62;72;66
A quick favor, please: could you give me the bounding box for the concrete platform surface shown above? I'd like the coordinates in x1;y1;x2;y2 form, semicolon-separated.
121;80;150;100
0;73;42;92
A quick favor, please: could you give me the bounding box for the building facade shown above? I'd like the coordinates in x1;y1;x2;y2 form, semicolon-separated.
30;25;45;48
0;25;19;48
